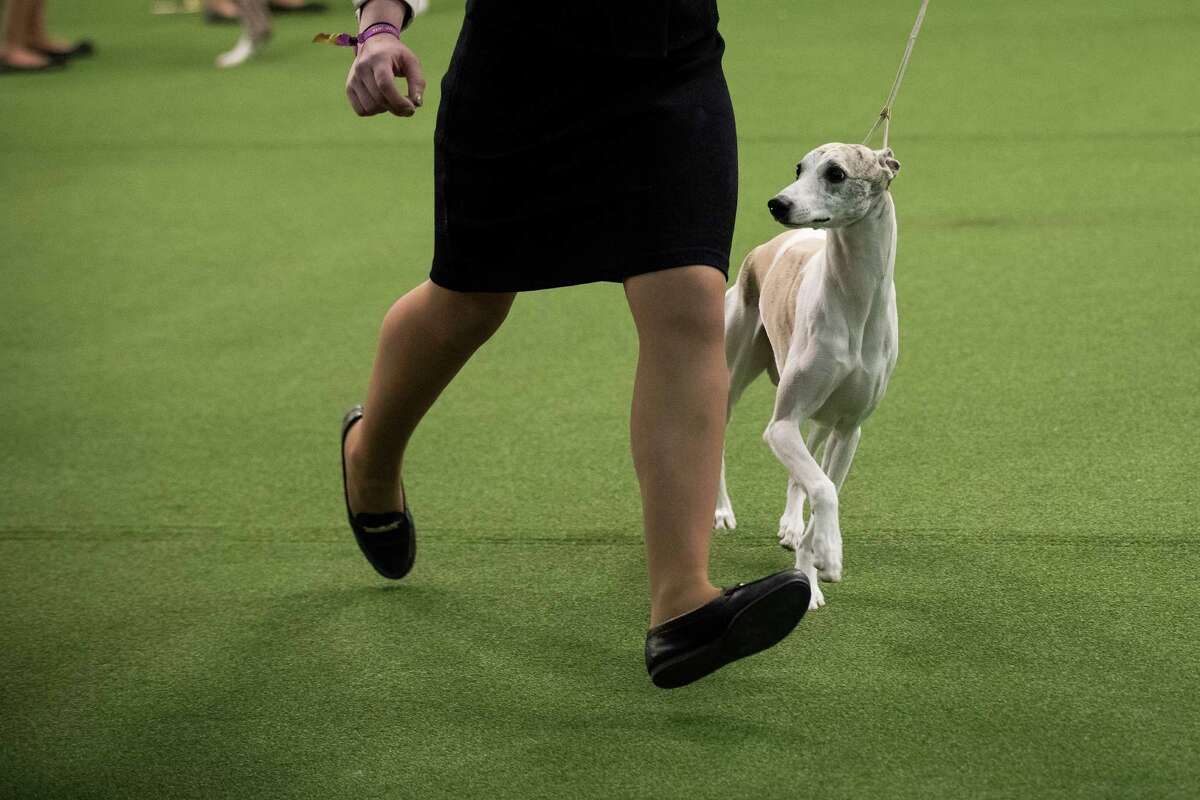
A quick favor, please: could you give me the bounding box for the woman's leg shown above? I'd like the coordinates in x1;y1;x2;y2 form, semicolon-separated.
26;0;67;52
343;279;516;515
624;265;728;627
2;0;51;67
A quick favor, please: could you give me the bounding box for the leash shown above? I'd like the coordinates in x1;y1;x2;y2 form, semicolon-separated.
862;0;930;150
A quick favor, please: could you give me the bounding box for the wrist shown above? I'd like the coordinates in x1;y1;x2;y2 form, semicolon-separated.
354;22;402;53
356;0;412;31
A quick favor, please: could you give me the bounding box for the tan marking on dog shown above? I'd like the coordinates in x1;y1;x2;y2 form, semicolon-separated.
735;230;825;383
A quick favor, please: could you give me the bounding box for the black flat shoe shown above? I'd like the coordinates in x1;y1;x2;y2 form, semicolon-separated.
35;39;95;63
204;8;240;24
0;59;66;74
645;569;810;689
341;404;415;580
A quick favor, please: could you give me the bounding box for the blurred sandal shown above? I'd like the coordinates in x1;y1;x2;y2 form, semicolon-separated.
34;39;95;64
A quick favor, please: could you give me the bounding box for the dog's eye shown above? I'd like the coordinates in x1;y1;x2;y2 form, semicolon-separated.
795;163;803;178
825;166;847;184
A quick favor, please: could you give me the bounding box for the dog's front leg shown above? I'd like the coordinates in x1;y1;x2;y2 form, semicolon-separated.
779;423;831;551
810;426;861;582
763;361;841;610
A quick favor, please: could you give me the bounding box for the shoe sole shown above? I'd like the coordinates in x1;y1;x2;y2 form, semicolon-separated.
341;405;415;580
649;576;810;689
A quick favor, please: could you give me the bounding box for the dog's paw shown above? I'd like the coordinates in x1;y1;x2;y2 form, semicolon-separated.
713;507;737;530
778;524;803;552
808;580;826;610
812;526;843;583
795;559;826;610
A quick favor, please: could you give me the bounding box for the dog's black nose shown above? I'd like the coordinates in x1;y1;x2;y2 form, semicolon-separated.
767;196;792;220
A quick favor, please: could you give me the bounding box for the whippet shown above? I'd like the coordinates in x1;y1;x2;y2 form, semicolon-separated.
714;142;901;610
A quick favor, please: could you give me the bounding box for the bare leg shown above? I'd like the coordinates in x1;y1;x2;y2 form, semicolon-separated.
26;0;69;51
1;0;51;67
343;279;516;516
624;265;728;627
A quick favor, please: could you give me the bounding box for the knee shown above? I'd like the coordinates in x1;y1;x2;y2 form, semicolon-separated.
627;266;726;348
636;301;725;357
391;283;514;347
450;294;514;341
762;419;792;451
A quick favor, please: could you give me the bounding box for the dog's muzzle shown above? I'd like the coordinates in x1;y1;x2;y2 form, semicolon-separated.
767;196;793;222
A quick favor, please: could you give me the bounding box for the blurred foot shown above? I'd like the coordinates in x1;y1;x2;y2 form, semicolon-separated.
216;31;270;68
0;46;58;72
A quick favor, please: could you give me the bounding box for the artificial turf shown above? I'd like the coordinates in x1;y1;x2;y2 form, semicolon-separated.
2;1;1198;797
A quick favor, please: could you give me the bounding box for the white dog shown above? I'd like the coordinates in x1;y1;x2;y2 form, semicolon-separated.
714;142;901;610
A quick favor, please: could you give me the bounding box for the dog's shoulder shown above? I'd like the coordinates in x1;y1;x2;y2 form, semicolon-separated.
759;230;825;289
755;230;826;348
739;230;825;294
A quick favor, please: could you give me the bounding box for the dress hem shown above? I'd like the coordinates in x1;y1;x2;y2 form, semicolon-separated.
428;247;729;293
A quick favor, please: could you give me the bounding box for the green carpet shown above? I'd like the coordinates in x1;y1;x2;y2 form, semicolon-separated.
2;1;1198;797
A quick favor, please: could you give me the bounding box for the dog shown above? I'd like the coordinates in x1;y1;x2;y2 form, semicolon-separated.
714;142;901;610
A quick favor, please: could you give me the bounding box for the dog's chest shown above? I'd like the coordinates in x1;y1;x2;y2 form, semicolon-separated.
813;360;890;426
810;297;898;426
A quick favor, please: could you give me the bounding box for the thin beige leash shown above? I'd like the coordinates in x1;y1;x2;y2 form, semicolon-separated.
863;0;931;150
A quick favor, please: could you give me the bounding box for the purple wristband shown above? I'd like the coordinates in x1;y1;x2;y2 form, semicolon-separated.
311;20;402;52
355;21;401;52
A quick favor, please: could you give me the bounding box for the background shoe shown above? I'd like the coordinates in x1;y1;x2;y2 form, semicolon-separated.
268;1;328;12
645;569;810;689
35;39;95;63
204;8;239;24
341;405;416;580
0;59;66;74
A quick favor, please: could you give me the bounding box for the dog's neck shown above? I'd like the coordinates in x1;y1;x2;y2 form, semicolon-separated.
822;191;897;307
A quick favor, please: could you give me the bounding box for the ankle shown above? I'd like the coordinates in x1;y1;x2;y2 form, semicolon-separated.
650;580;721;628
343;420;405;513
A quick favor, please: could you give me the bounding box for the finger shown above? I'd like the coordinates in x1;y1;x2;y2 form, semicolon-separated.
346;81;367;116
349;79;381;116
354;62;389;115
376;66;416;117
400;52;426;106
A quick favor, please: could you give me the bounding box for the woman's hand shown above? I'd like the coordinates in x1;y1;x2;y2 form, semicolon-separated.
345;34;426;117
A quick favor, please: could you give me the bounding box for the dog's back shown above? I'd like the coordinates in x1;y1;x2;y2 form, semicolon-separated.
736;229;826;376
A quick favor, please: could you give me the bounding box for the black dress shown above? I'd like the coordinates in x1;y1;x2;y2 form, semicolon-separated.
429;0;737;293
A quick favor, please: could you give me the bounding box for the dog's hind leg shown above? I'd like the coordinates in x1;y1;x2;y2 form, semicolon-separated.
714;282;772;531
809;426;861;582
779;423;831;550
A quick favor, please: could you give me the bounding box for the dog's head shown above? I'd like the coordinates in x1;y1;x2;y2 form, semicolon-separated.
767;143;900;229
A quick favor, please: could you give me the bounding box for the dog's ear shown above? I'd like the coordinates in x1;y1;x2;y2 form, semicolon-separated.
875;148;901;181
